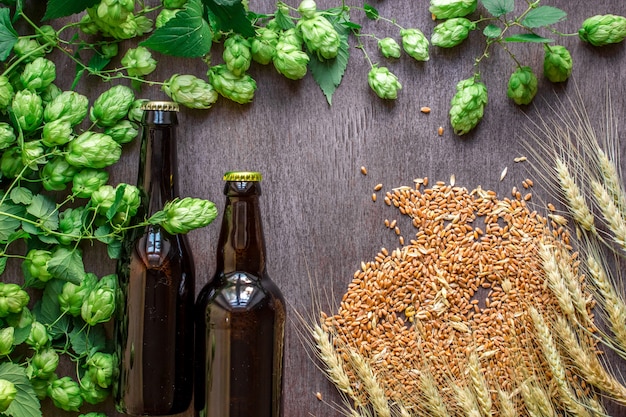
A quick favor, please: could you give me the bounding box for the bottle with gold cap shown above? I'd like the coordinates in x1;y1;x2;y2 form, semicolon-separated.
195;171;286;417
115;101;195;415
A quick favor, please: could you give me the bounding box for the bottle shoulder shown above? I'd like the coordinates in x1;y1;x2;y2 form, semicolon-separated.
196;271;284;312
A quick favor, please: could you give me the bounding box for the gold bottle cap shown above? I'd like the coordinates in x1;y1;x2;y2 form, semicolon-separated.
141;101;180;112
223;171;262;182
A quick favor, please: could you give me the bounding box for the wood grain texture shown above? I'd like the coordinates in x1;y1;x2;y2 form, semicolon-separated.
10;0;626;416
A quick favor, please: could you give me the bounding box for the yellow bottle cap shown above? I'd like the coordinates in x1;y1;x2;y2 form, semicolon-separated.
141;101;180;112
223;171;263;182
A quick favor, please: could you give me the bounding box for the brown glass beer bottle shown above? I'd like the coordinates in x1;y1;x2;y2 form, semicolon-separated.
195;171;285;417
115;101;195;415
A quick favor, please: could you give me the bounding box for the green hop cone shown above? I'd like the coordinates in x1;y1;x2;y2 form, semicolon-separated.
507;66;537;106
544;45;573;83
42;119;73;147
1;148;24;179
0;283;29;317
30;376;52;401
378;37;401;59
368;66;402;100
401;28;430;61
164;0;187;8
13;38;45;62
44;91;89;126
59;273;98;317
121;46;157;77
90;184;116;215
40;83;62;106
449;76;488;136
153;197;218;235
251;27;279;65
431;17;475;48
208;65;257;104
23;249;53;283
100;42;118;59
297;13;341;61
162;74;218;110
110;183;141;226
29;347;60;379
12;89;44;132
297;0;317;19
22;141;45;170
48;376;83;412
86;352;116;388
81;275;117;325
0;123;16;150
0;76;14;110
105;120;139;144
71;169;109;198
127;99;148;122
80;412;109;417
41;156;78;191
579;14;626;46
279;28;304;49
58;207;86;245
20;57;56;92
90;85;134;127
0;379;16;412
26;321;49;350
429;0;477;19
223;34;252;77
65;131;122;169
273;41;310;80
0;327;14;355
5;307;33;330
156;9;179;28
79;371;110;405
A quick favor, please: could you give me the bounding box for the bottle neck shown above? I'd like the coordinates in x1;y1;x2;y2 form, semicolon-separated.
138;111;178;216
216;181;266;276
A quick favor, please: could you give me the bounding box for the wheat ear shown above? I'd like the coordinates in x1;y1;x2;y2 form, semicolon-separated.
554;245;594;329
529;307;592;417
312;323;356;399
454;384;482;417
554;316;626;406
539;241;576;318
520;378;556;417
419;368;451;417
555;158;596;234
348;349;391;417
467;351;493;417
586;252;626;353
591;180;626;253
496;389;517;417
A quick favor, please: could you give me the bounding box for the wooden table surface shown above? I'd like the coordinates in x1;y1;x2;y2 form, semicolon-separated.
9;0;626;416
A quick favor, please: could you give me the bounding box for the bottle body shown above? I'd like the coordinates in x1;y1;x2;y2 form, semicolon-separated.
115;102;195;415
195;173;285;417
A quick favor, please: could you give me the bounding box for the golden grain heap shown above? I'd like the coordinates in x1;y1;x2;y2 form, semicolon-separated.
320;178;600;416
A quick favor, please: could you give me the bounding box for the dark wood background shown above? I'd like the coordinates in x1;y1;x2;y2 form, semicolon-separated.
10;0;626;416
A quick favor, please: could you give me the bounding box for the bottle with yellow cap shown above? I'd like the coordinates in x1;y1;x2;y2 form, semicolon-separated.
115;101;195;415
195;171;286;417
